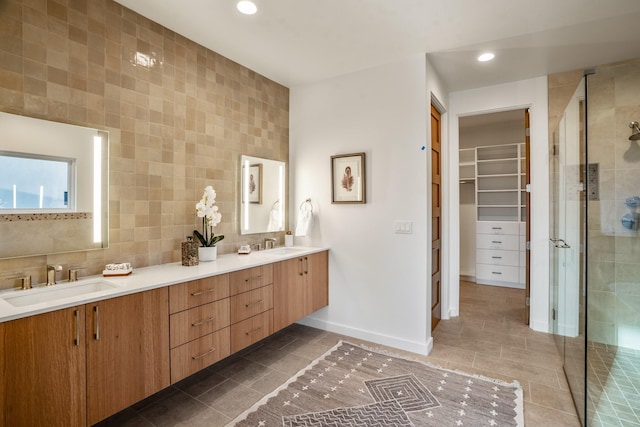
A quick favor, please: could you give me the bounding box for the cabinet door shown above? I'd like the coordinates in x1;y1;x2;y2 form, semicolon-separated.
273;257;306;331
86;288;170;425
1;307;86;427
307;251;329;313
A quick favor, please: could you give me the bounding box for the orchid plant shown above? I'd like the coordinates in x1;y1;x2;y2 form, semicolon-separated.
194;186;225;247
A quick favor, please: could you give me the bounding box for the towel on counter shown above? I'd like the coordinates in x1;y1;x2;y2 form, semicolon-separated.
295;200;313;236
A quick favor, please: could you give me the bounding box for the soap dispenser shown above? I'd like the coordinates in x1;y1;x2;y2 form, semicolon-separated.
181;236;199;266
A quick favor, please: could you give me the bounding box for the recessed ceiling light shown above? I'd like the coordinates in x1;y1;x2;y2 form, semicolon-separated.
477;53;495;62
237;1;257;15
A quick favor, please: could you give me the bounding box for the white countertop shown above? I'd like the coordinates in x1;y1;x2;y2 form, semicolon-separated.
0;246;328;323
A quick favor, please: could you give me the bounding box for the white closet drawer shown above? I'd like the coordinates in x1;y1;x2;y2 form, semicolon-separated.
476;249;519;266
520;251;526;265
519;222;526;236
476;222;519;235
476;264;519;283
519;267;526;284
476;234;519;250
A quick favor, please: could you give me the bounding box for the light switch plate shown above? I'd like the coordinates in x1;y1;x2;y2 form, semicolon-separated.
394;221;413;234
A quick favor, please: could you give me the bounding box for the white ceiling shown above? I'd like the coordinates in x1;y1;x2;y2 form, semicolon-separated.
114;0;640;91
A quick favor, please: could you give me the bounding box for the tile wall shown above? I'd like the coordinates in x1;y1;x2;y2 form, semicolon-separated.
0;0;289;288
587;57;640;350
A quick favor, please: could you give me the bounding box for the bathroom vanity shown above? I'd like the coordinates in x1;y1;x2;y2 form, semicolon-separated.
0;247;328;426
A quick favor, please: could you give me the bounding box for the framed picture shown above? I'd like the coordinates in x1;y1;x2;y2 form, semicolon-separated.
331;152;366;204
246;163;262;204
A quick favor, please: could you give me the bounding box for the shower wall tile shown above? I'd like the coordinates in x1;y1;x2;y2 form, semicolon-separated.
0;0;289;287
587;290;617;323
588;57;640;351
587;261;615;292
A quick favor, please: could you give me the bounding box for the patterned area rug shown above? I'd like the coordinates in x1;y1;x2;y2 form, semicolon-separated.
229;341;524;426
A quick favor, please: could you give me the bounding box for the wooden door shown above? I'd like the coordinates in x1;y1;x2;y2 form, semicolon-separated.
524;109;531;324
86;288;170;425
308;251;329;313
1;307;87;427
431;104;442;330
273;257;306;332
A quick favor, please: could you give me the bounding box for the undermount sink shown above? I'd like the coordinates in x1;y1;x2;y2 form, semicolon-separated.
263;247;307;255
2;279;119;308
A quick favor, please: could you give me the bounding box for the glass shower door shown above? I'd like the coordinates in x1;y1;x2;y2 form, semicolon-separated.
550;77;587;425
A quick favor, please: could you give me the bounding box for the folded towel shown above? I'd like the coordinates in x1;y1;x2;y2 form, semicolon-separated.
267;200;281;231
295;200;313;237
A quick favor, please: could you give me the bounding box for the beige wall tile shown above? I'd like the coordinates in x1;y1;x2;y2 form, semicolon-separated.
0;0;288;288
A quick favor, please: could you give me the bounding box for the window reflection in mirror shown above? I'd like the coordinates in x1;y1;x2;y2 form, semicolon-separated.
240;155;286;234
0;152;74;211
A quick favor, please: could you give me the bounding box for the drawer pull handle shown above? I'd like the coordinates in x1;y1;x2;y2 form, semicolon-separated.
245;326;263;336
492;271;502;275
192;317;215;327
192;347;216;360
491;241;502;244
491;256;502;259
491;227;502;230
191;288;217;297
244;275;263;283
74;309;80;346
93;306;100;340
245;299;263;308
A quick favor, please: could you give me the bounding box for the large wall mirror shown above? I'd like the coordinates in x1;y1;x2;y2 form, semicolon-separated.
240;155;285;234
0;112;109;258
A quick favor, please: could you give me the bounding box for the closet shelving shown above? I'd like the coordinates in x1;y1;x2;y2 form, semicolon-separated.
475;144;524;222
460;142;527;288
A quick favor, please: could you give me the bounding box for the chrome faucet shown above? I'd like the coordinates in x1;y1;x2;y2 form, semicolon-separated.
46;264;62;286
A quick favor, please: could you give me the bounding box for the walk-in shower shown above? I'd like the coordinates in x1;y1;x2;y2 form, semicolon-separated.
550;57;640;427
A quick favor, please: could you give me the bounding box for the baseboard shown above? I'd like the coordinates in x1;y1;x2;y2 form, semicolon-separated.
529;319;549;333
297;316;432;356
459;274;476;283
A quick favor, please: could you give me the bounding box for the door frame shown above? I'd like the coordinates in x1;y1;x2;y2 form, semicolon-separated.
445;77;550;331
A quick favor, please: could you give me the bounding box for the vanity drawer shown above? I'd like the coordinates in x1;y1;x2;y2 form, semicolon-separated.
230;310;273;353
476;264;519;283
230;285;273;324
230;264;274;295
476;234;519;251
476;249;519;266
476;221;519;235
170;328;231;384
169;299;230;348
169;275;230;314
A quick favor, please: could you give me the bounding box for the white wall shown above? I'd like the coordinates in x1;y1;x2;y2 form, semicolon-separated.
448;77;551;332
290;55;444;354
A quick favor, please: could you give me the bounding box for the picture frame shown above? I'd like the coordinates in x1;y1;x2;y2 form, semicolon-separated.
246;163;262;204
331;152;366;204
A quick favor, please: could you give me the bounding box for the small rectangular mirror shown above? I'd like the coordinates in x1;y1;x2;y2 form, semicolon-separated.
240;155;286;234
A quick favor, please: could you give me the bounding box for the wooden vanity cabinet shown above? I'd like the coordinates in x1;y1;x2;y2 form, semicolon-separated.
169;275;231;384
0;306;87;427
273;251;328;332
228;265;274;353
86;288;170;425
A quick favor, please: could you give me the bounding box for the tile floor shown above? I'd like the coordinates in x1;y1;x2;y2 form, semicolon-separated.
588;343;640;427
95;280;581;426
